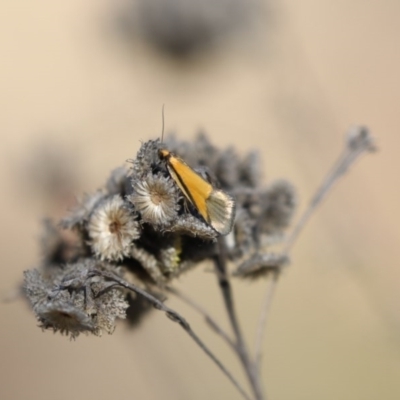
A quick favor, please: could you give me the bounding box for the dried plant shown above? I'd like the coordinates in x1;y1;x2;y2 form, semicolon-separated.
21;127;375;400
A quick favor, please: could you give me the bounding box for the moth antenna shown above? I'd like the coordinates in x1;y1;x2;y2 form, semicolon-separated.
161;104;165;143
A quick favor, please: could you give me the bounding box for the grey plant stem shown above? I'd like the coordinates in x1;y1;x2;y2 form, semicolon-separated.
166;286;236;351
254;271;279;371
254;127;376;376
215;237;265;400
95;270;252;400
282;143;368;255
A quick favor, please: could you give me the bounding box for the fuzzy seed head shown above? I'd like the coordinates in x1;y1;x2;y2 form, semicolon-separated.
129;173;179;226
88;195;140;261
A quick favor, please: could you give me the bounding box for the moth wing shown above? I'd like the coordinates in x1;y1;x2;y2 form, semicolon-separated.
165;152;235;235
206;190;236;235
166;159;212;222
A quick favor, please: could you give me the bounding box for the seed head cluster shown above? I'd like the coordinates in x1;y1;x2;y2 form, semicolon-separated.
23;133;297;338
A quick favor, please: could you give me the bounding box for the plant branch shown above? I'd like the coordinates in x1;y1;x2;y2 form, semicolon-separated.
215;237;265;400
254;126;376;377
282;126;376;255
94;270;252;400
166;286;236;351
254;271;279;373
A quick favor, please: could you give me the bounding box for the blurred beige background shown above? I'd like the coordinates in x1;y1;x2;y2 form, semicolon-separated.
1;1;399;399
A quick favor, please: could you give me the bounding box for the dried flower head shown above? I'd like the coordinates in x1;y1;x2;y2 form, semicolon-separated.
88;195;140;261
23;269;95;339
36;299;96;338
92;280;129;335
23;269;51;308
129;173;179;226
22;131;301;339
24;260;129;339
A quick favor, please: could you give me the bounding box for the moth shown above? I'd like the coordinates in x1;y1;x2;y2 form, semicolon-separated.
159;148;236;236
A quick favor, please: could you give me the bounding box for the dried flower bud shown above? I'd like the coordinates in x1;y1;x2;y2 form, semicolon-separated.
130;139;161;178
106;166;130;196
233;253;289;279
130;245;166;285
166;213;218;240
193;133;220;170
346;126;376;153
258;180;297;235
239;150;262;188
216;147;240;189
158;240;182;277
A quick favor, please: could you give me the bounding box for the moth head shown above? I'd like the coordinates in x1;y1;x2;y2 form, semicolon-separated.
158;149;170;161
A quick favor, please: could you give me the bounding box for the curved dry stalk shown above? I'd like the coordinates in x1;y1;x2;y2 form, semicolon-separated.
254;271;279;372
215;238;265;400
94;270;252;400
166;286;236;351
254;126;376;378
282;127;376;255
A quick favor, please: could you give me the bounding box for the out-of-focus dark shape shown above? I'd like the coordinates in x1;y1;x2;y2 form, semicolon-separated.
121;0;259;57
16;137;81;215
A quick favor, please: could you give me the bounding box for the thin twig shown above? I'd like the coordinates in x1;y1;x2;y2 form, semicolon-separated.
283;127;376;255
166;286;236;351
215;237;265;400
254;271;279;372
93;270;252;400
254;126;376;378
